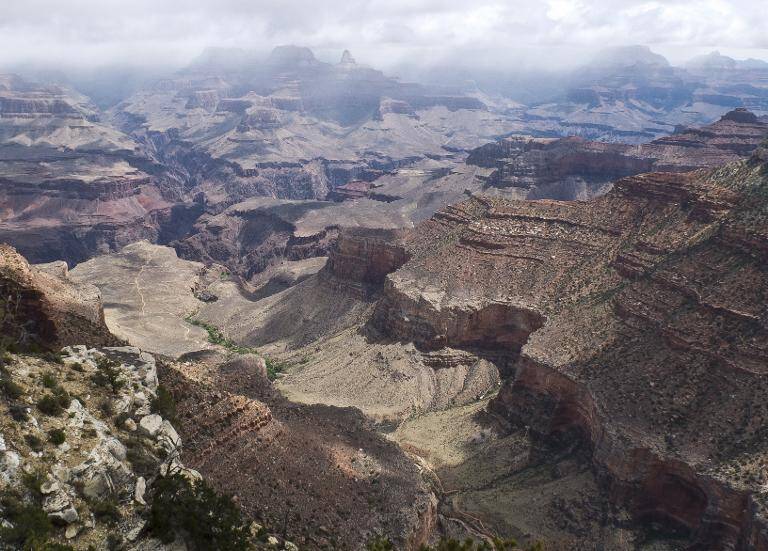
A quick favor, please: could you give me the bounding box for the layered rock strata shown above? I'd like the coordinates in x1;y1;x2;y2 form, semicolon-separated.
368;152;768;548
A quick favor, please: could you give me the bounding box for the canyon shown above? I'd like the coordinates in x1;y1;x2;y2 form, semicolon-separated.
2;43;768;551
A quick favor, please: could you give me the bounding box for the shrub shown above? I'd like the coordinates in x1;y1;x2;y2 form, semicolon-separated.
88;497;121;524
151;385;176;422
264;357;288;381
106;533;123;551
69;362;84;372
36;387;70;416
48;428;66;446
126;438;157;477
115;412;132;430
0;494;52;547
41;351;64;364
92;357;125;394
10;404;29;422
24;434;44;452
41;372;58;389
21;470;45;496
367;536;395;551
0;376;23;399
147;473;250;550
99;399;115;418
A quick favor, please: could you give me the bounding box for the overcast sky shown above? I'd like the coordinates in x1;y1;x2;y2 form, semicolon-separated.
1;0;767;72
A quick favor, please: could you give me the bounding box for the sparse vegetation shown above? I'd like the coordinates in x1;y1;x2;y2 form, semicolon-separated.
184;315;255;354
48;428;66;446
99;399;115;417
125;437;158;477
36;386;71;416
0;493;52;548
115;411;132;429
147;473;251;550
184;315;286;379
88;497;121;523
41;371;58;388
92;356;126;394
24;433;44;452
0;374;23;399
264;357;288;380
9;404;29;421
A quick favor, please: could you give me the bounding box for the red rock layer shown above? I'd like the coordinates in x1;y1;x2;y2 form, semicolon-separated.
0;244;118;349
371;151;768;548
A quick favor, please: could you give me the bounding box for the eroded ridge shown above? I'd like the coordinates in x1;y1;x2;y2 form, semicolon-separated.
370;151;768;549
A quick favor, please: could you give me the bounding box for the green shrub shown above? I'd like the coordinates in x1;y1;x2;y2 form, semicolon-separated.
99;399;115;418
40;351;64;364
24;434;44;452
184;316;257;355
88;497;121;524
367;536;395;551
41;372;58;389
21;470;45;497
92;357;125;394
10;404;29;422
0;376;23;399
147;473;250;550
48;428;66;446
264;357;288;381
36;386;70;416
151;385;176;422
0;494;52;547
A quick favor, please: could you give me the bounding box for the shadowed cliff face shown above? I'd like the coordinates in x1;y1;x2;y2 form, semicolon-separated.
0;244;118;349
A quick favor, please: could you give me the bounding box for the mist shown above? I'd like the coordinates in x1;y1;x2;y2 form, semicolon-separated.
2;0;767;77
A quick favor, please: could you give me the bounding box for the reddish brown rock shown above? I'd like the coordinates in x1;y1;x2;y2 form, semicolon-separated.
0;244;118;349
467;108;768;199
368;149;768;548
158;352;435;550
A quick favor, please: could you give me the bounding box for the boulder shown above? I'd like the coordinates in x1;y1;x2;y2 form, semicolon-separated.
139;414;163;437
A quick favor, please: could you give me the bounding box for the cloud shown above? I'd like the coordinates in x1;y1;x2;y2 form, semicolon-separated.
0;0;765;71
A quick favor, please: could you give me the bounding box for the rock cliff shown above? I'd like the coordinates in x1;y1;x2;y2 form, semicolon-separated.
367;149;768;548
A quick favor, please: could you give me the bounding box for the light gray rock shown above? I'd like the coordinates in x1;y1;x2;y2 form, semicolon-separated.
44;490;79;524
135;476;147;505
158;420;182;453
139;414;163;437
0;450;20;483
40;479;60;495
71;435;133;501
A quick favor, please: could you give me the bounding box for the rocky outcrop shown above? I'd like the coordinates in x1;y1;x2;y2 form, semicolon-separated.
0;345;199;549
0;244;117;349
322;228;410;297
466;109;768;199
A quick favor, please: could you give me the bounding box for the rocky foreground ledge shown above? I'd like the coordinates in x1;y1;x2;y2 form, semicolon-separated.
0;344;306;550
